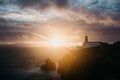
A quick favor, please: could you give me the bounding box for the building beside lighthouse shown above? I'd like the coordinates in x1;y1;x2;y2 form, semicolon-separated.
83;35;108;48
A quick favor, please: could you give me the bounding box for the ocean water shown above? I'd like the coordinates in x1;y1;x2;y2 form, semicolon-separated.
0;44;66;80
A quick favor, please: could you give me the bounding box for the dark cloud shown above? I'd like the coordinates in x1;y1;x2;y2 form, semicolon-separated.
0;0;4;5
17;0;69;9
55;0;69;7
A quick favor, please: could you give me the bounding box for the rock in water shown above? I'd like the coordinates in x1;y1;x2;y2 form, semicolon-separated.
41;58;57;71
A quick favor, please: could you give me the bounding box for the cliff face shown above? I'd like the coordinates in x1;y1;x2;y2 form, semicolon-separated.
58;44;120;80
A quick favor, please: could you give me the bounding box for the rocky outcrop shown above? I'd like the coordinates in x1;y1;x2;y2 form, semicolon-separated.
58;45;120;80
58;48;99;80
41;58;57;71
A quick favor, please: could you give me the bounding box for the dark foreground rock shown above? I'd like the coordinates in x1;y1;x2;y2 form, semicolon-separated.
41;58;57;71
58;44;120;80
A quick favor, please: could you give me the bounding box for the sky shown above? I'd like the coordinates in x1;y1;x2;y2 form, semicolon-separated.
0;0;120;43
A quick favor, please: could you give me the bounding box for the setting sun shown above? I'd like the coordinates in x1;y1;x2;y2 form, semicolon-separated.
49;37;65;47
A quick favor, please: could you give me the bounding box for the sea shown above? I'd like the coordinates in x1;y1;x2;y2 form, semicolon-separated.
0;44;69;80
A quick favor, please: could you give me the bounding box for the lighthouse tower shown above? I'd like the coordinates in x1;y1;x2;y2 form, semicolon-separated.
84;35;88;43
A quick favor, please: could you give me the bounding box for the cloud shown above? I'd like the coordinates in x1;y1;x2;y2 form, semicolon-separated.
0;20;49;42
70;0;120;21
0;0;120;42
16;0;69;9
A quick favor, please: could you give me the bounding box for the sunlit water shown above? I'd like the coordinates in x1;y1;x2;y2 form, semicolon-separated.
0;44;69;80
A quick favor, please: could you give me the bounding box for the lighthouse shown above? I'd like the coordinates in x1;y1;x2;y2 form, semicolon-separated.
83;35;107;48
85;35;88;43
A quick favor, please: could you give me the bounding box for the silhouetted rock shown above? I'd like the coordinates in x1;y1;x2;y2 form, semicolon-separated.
58;44;120;80
41;58;57;71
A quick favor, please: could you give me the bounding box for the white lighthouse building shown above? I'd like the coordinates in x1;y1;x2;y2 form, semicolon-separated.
83;35;107;48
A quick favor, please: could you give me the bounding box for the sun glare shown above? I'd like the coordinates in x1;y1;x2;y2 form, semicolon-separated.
49;37;65;47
